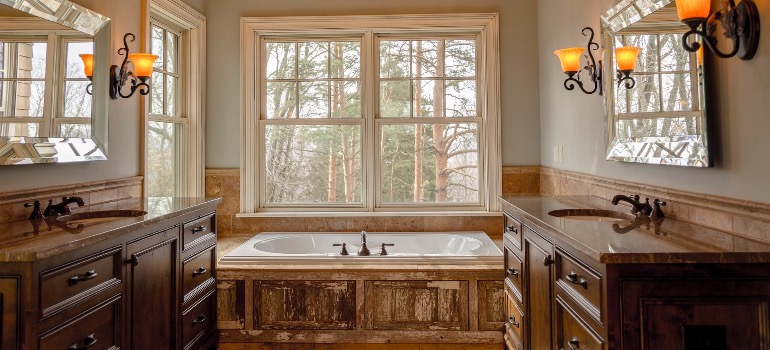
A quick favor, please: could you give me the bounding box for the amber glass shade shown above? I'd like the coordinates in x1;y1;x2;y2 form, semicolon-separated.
615;46;641;71
79;54;94;78
554;47;584;73
128;53;159;78
676;0;711;20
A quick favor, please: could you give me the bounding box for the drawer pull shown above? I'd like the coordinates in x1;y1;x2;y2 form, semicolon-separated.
67;334;97;349
507;268;519;277
192;313;207;326
68;270;98;286
566;272;589;289
543;255;554;266
506;225;519;234
192;225;207;234
508;316;520;328
192;267;207;276
566;337;581;350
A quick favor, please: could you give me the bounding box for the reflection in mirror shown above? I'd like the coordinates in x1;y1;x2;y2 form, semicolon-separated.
602;0;710;167
0;0;109;164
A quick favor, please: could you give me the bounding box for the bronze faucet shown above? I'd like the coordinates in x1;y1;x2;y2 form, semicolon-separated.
43;196;85;217
358;231;371;256
611;194;653;216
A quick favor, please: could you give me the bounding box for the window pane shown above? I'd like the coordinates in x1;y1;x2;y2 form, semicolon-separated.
331;80;360;118
412;40;438;78
660;34;690;72
266;42;296;79
630;74;660;113
151;72;164;114
60;123;91;138
0;122;38;137
330;41;360;79
380;123;479;204
379;80;410;118
662;73;692;111
265;81;296;119
12;81;46;117
298;81;329;118
380;40;409;78
65;42;93;78
446;39;476;78
166;30;178;73
413;79;441;118
147;121;183;197
63;81;93;118
446;80;476;117
166;75;178;117
298;41;328;79
264;124;362;204
27;43;47;79
152;25;165;69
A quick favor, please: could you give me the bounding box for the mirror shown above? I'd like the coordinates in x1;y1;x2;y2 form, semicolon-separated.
602;0;710;167
0;0;110;164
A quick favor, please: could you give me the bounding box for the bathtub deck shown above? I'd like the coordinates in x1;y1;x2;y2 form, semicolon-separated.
216;235;505;345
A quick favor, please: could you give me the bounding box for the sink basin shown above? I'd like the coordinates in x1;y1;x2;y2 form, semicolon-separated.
56;210;147;224
548;209;635;222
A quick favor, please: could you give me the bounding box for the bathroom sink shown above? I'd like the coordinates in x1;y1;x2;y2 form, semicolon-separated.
548;209;635;222
56;210;147;225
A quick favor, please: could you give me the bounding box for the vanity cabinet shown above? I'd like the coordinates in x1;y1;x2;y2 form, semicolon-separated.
0;276;20;350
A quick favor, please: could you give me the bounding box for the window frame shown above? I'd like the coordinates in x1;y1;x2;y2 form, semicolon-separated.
240;14;502;215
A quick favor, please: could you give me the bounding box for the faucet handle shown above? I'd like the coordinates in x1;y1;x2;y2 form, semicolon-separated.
650;199;667;218
332;243;349;256
24;201;44;219
629;194;640;201
380;243;395;256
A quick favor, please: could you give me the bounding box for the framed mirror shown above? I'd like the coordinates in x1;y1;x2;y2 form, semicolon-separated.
0;0;110;164
602;0;711;167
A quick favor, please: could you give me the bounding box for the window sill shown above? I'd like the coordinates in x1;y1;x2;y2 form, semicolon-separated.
235;211;503;218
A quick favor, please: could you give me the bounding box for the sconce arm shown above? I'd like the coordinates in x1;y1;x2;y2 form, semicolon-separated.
561;27;603;96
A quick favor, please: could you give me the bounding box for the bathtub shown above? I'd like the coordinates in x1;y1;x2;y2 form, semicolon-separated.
220;231;503;265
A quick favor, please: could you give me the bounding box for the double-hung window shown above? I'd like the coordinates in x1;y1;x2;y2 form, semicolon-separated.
241;14;501;214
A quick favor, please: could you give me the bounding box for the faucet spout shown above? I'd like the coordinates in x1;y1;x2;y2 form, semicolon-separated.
358;231;370;256
611;194;652;216
44;196;86;217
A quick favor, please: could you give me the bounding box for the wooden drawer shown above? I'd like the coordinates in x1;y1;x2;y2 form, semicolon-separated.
182;289;216;349
504;247;523;303
39;247;121;320
556;298;603;350
183;213;215;251
555;248;602;323
503;213;522;251
39;296;121;350
504;290;524;348
182;245;216;304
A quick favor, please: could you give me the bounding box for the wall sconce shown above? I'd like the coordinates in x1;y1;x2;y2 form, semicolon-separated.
79;53;94;95
615;46;641;89
554;27;603;95
676;0;760;60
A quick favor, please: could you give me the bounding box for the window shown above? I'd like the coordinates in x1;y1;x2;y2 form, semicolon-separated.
0;34;92;138
241;14;502;214
144;0;206;201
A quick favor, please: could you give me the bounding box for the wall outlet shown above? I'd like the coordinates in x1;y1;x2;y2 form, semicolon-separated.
554;145;564;164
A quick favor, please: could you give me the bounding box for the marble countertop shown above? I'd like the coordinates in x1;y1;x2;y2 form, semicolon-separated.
500;196;770;264
0;197;220;262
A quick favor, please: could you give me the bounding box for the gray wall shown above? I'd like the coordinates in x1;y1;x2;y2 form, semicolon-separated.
0;0;143;192
203;0;541;168
539;0;770;203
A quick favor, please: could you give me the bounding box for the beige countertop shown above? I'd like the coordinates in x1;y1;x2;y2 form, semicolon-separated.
500;196;770;264
0;197;221;262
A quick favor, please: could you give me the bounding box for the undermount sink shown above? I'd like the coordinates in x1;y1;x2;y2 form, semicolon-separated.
56;210;147;224
548;209;635;222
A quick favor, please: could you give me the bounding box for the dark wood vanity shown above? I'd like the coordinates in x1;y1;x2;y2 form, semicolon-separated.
501;196;770;350
0;197;219;350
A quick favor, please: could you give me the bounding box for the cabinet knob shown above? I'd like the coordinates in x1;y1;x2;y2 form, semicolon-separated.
508;316;520;328
126;255;139;266
543;255;554;266
566;337;581;350
506;225;518;234
507;268;519;277
566;272;588;289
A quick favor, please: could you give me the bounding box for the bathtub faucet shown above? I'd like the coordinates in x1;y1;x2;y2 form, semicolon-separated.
358;231;371;256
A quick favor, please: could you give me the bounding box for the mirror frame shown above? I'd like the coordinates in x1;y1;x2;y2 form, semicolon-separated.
601;0;711;167
0;0;110;164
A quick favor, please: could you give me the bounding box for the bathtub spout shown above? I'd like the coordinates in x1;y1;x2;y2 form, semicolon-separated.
359;231;371;256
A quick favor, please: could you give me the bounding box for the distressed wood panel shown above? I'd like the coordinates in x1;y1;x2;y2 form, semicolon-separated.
217;280;245;330
365;281;469;331
254;280;356;330
477;280;505;331
218;343;505;350
219;329;503;344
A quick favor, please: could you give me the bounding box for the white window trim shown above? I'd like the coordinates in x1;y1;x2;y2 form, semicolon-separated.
240;14;502;215
142;0;206;197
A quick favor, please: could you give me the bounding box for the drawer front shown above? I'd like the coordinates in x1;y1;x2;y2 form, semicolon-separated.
182;289;216;349
555;249;602;322
503;213;522;251
182;245;216;304
556;298;604;350
39;247;121;319
505;290;524;347
504;247;523;303
39;296;121;350
183;213;215;251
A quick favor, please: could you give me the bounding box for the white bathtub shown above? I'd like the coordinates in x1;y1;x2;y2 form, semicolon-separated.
220;231;503;265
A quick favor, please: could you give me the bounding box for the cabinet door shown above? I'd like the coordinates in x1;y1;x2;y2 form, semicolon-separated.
524;227;553;350
126;227;179;350
0;276;20;350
